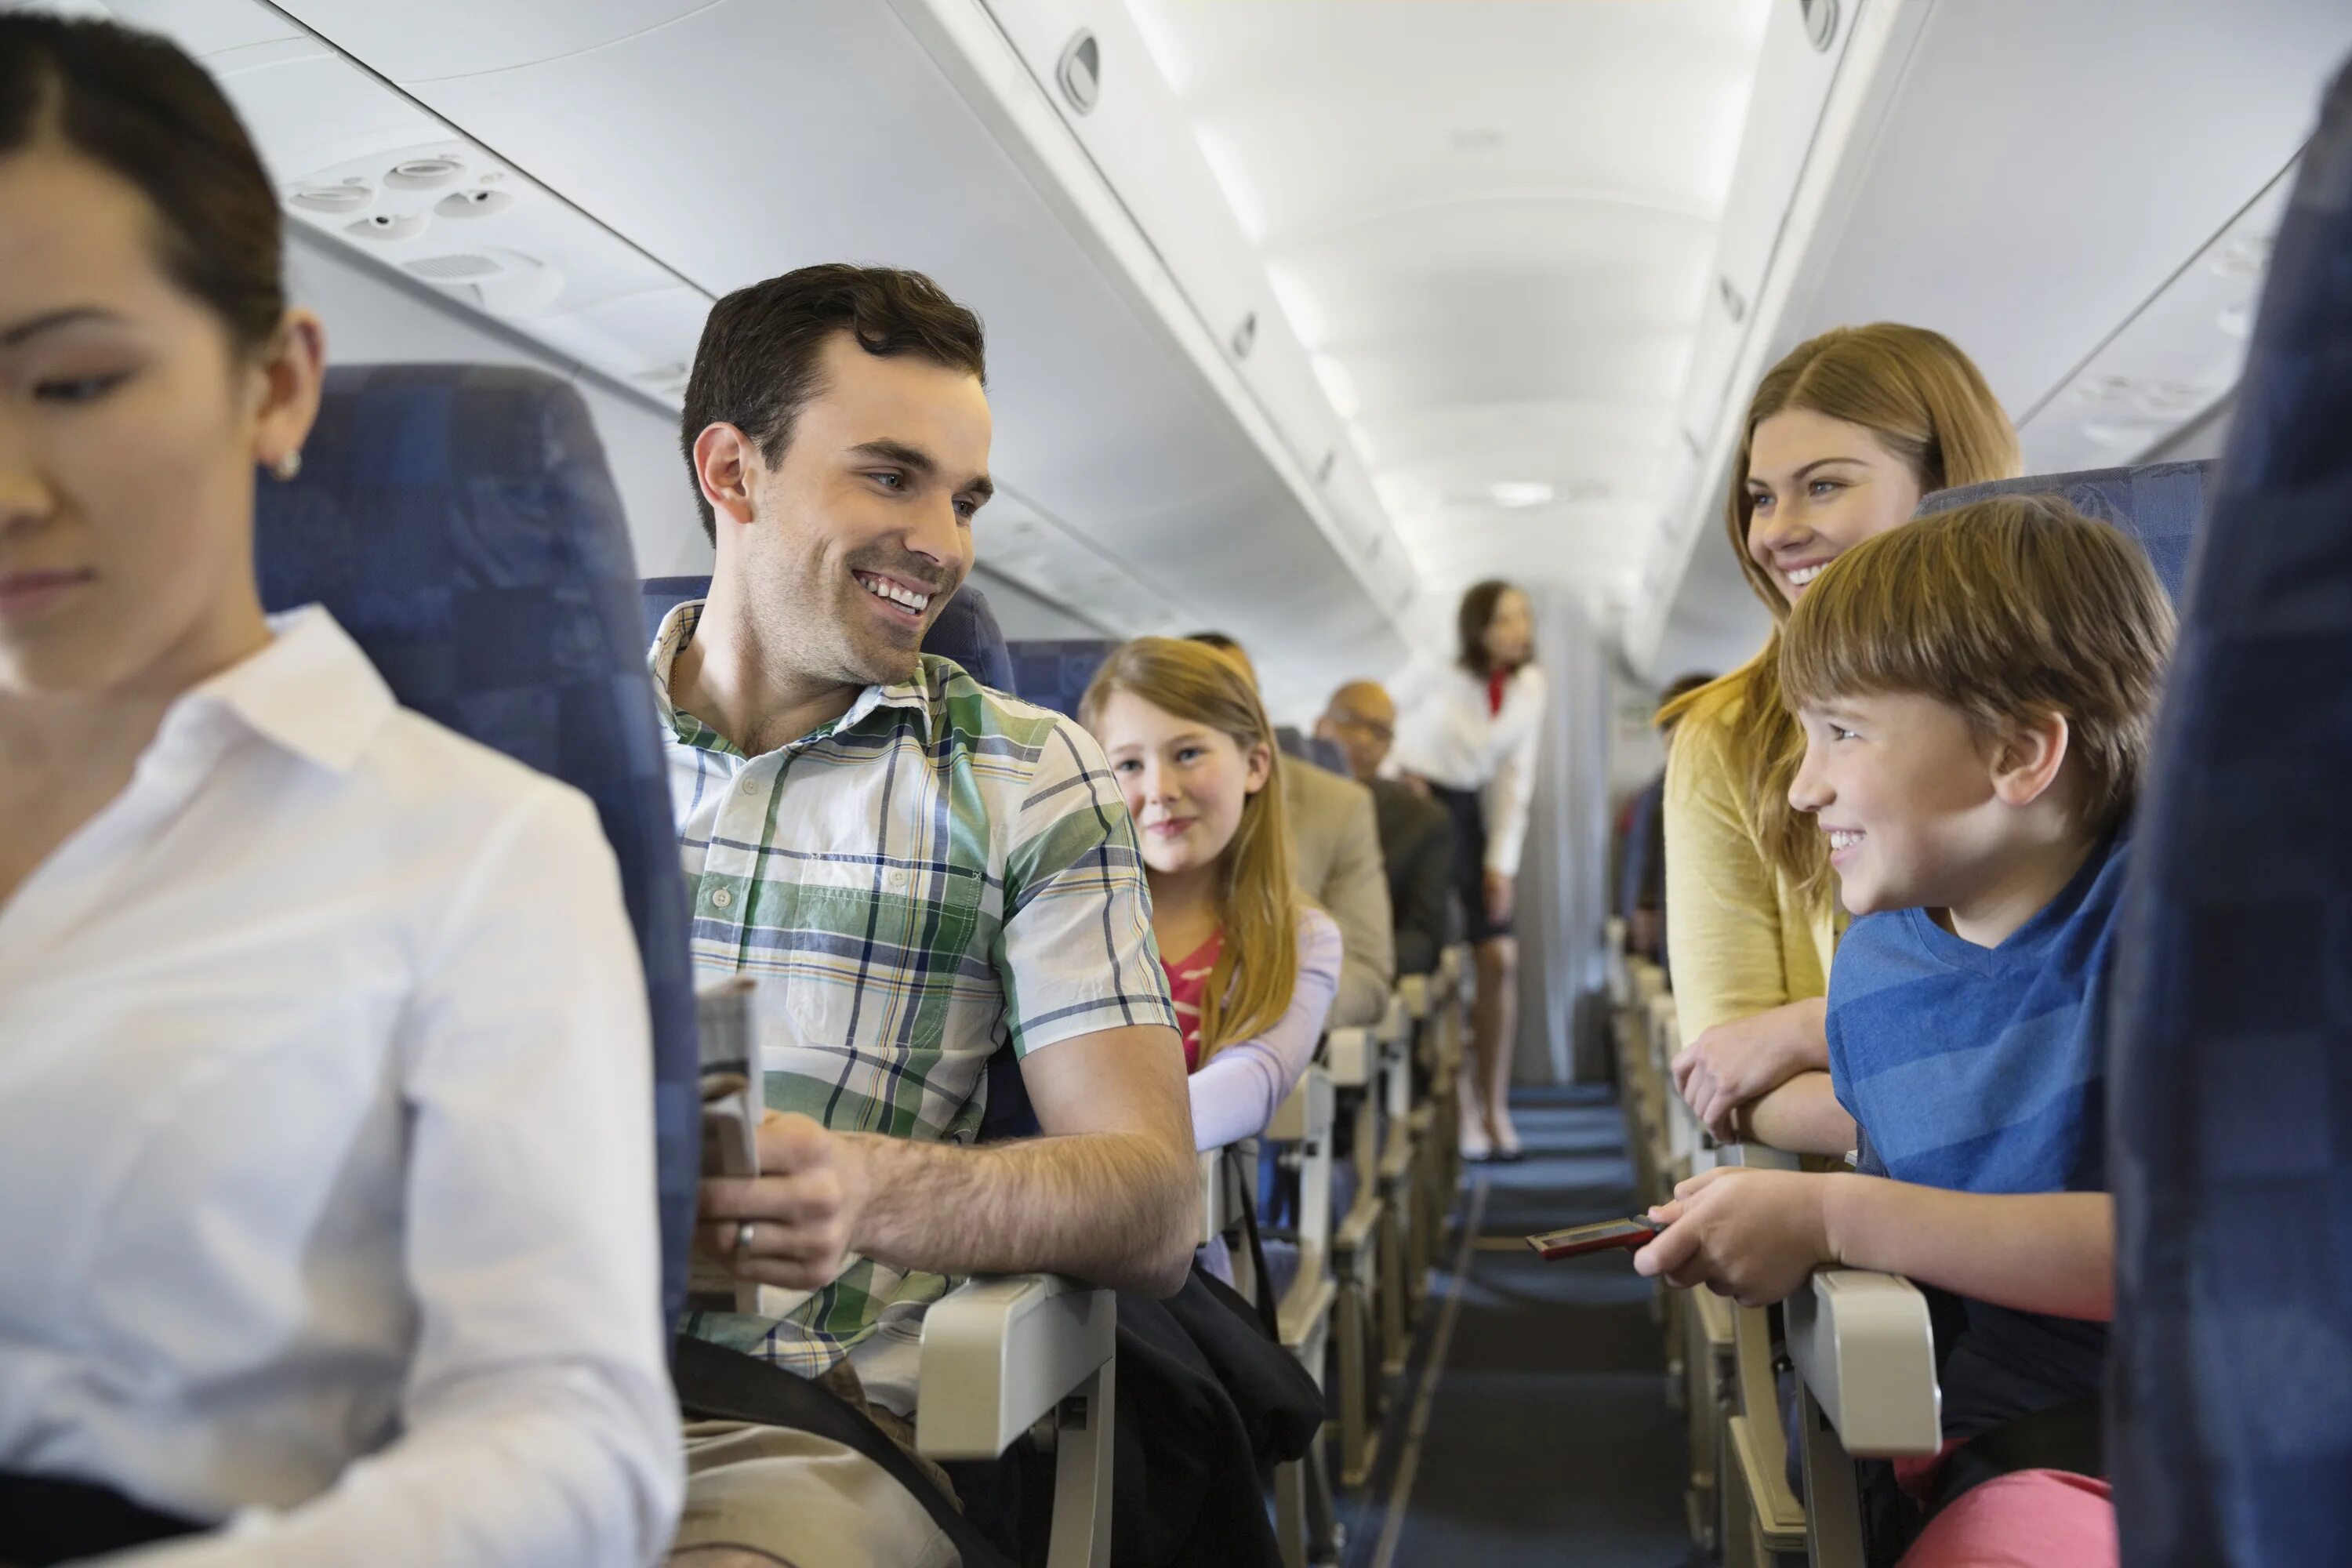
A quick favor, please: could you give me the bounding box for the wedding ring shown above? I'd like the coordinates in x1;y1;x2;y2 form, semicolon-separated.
735;1221;757;1254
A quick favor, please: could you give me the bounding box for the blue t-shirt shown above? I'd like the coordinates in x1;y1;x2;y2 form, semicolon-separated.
1826;831;2129;1440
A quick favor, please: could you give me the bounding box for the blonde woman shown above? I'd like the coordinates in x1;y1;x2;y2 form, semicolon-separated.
1083;638;1343;1150
1664;325;2020;1150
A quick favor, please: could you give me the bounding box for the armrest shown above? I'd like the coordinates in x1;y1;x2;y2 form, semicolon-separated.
1785;1269;1942;1458
1396;973;1430;1022
1200;1149;1229;1247
1326;1026;1374;1087
915;1273;1116;1460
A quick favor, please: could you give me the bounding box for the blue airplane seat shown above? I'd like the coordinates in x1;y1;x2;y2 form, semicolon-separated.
641;574;1016;692
2107;57;2352;1568
254;363;699;1332
1308;736;1350;778
1916;458;2215;601
1007;637;1119;720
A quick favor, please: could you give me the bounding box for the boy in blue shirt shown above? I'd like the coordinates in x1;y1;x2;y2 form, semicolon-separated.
1634;494;2174;1564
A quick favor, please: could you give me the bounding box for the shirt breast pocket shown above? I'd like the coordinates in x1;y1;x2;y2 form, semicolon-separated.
763;864;992;1073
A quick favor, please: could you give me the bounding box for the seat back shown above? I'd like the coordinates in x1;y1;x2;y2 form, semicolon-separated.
255;364;699;1330
641;575;1015;692
1007;638;1118;719
1915;459;2215;600
2106;60;2352;1568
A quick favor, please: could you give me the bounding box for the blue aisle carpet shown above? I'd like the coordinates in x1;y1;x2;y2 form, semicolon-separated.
1347;1084;1698;1568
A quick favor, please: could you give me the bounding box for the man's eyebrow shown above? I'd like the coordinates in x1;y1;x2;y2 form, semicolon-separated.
2;307;122;347
848;438;938;474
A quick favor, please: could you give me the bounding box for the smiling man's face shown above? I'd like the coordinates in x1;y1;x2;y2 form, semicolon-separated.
731;329;992;691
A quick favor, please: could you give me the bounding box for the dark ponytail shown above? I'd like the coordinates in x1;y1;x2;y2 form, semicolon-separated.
0;13;284;354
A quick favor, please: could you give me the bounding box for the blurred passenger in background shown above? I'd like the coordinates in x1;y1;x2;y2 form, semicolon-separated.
0;17;677;1565
1186;630;1393;1027
1319;679;1453;979
1389;580;1544;1162
1084;638;1342;1154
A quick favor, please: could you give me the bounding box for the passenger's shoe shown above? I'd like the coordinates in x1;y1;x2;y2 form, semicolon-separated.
1491;1113;1524;1163
1458;1117;1493;1163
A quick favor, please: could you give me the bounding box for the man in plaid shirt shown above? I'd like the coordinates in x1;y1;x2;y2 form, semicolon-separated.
655;265;1196;1568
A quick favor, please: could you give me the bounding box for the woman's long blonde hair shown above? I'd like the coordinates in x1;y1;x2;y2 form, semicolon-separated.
1660;323;2021;895
1080;637;1301;1061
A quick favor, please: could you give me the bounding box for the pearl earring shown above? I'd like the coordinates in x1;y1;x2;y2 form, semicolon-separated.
271;449;303;482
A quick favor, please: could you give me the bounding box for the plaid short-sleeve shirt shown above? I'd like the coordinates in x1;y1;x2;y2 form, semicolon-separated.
651;602;1174;1376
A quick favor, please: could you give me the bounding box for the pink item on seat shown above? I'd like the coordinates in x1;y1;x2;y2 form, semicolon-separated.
1897;1468;2116;1568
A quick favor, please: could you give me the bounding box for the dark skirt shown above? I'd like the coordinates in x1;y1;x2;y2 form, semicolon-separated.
1428;782;1512;942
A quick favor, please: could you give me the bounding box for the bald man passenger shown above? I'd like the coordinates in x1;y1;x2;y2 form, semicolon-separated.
1319;681;1454;978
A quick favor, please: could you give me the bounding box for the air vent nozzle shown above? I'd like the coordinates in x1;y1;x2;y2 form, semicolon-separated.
1058;30;1101;115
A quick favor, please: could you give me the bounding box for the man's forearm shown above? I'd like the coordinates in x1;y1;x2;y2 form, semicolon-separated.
1823;1178;2113;1321
1737;1069;1854;1156
848;1127;1195;1297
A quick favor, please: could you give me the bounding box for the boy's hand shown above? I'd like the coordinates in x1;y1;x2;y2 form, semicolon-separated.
1671;997;1826;1139
696;1111;874;1290
1632;1166;1835;1308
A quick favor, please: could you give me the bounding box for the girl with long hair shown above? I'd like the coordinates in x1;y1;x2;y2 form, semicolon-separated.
1081;638;1342;1151
1661;322;2021;1149
1389;580;1544;1161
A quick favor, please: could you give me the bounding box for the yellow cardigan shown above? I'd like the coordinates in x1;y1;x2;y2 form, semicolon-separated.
1661;678;1842;1049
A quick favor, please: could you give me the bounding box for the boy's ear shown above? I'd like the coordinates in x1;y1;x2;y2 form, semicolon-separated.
1987;710;2071;809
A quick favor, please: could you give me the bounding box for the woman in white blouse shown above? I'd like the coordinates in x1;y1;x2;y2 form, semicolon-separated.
1388;581;1545;1162
0;17;678;1566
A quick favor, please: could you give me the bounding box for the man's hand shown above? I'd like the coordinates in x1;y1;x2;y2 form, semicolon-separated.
1670;996;1828;1140
696;1111;874;1290
1632;1166;1835;1308
1484;868;1515;927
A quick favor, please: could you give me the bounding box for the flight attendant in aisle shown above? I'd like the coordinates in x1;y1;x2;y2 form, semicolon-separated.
1389;581;1544;1161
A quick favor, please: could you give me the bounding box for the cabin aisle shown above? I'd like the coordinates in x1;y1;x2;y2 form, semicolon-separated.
1352;1085;1694;1568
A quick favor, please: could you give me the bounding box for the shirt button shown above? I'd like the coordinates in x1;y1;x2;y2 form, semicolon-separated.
887;871;909;890
739;777;759;796
711;888;735;909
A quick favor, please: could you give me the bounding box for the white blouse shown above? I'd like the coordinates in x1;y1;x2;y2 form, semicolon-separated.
1386;657;1548;877
0;608;681;1566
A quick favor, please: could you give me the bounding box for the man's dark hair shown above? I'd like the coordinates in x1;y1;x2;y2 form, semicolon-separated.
0;15;285;356
679;263;986;543
1185;631;1241;654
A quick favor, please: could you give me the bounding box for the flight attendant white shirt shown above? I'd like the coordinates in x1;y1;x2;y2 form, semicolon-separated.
1386;658;1548;877
0;607;681;1566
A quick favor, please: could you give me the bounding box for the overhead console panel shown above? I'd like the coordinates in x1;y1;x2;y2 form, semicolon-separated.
119;0;1410;710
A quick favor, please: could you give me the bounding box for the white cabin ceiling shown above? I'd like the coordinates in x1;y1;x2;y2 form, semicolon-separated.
1125;0;1773;608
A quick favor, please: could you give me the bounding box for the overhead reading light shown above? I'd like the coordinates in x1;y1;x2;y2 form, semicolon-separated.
1058;30;1102;115
290;180;372;215
1490;481;1555;509
384;155;465;190
1799;0;1839;53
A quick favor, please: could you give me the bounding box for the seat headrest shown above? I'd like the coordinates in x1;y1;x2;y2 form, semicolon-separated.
1915;459;2216;602
1007;639;1119;720
256;362;699;1331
